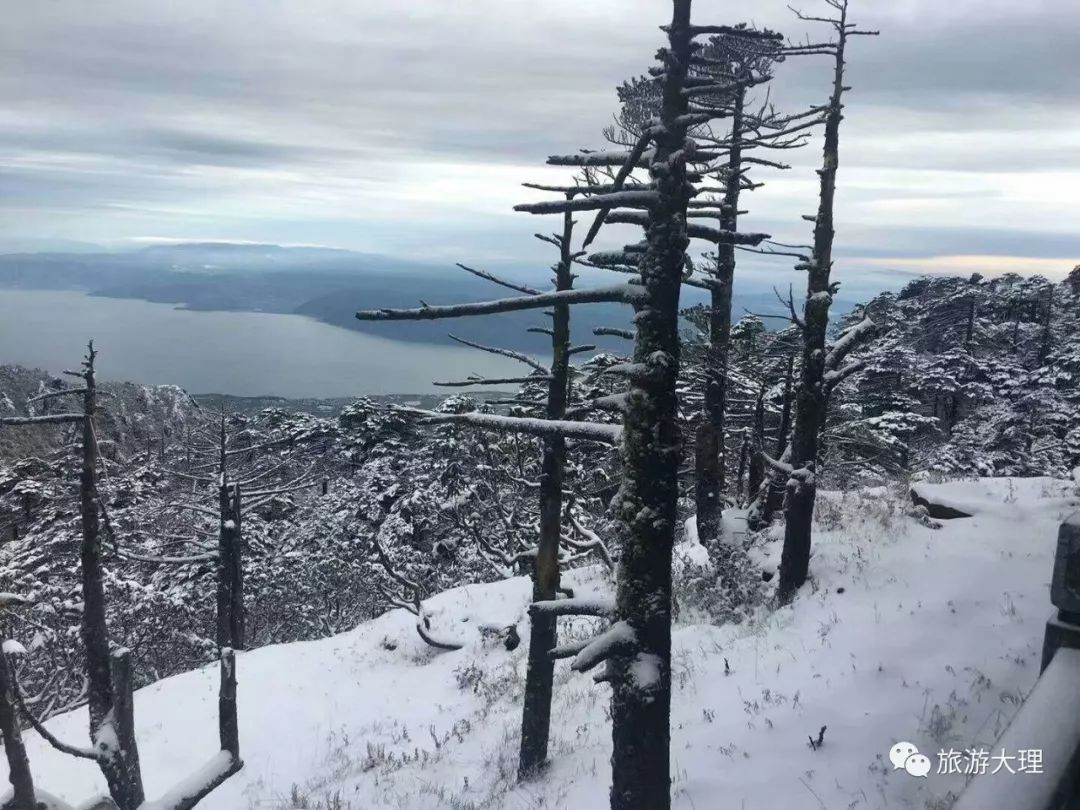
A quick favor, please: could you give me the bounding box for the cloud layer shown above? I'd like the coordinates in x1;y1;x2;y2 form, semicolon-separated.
0;0;1076;284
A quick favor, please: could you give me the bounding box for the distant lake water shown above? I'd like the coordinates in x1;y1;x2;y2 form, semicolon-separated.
0;289;519;397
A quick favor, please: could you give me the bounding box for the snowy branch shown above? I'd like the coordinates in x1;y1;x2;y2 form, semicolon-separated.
138;751;242;810
455;263;541;296
569;621;637;673
593;327;635;341
115;548;219;565
530;596;615;618
515;190;660;215
604;211;768;245
390;407;622;444
0;413;84;426
447;334;548;373
433;376;552;388
824;316;877;371
356;285;645;321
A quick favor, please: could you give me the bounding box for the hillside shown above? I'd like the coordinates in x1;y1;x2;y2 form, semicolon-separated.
15;477;1079;809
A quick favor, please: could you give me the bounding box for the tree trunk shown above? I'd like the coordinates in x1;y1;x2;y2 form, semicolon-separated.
518;204;574;779
230;484;244;650
694;87;744;545
217;483;244;651
747;390;765;503
735;429;749;505
79;347;144;810
778;16;849;604
609;4;691;808
0;647;36;810
218;648;239;758
110;650;144;805
759;351;795;523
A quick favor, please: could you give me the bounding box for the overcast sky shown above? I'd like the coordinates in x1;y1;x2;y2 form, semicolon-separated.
1;0;1077;289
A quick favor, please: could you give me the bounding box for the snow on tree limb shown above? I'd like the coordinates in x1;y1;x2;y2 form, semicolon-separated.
446;334;548;373
355;284;645;321
137;750;241;810
455;263;541;296
758;448;794;477
530;596;615;618
593;326;635;340
569;621;637;673
604;211;768;245
433;375;553;388
824;315;876;371
0;413;84;426
115;548;219;565
514;190;661;215
547;149;654;168
0;592;33;607
390;407;623;444
26;388;92;404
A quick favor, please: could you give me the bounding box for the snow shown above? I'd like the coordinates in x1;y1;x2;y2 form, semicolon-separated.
912;477;1078;520
2;638;27;655
140;751;238;810
628;653;662;694
953;647;1080;810
10;477;1080;809
570;621;635;673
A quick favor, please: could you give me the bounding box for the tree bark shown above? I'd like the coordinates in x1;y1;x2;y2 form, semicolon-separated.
518;203;574;779
777;11;849;604
609;4;691;808
218;648;239;758
217;483;244;651
747;390;765;502
0;647;37;810
110;650;144;805
79;345;145;809
759;351;796;523
694;86;744;545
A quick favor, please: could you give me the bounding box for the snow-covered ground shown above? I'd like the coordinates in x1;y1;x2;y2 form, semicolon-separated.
10;477;1080;809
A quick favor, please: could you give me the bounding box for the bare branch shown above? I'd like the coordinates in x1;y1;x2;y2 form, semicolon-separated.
455;263;541;296
356;285;645;321
447;334;548;373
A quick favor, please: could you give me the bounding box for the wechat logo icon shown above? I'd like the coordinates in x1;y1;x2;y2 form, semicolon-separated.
889;741;931;778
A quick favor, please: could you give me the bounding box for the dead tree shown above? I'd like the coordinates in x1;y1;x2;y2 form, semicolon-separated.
124;409;318;652
686;27;802;545
518;7;778;809
0;343;144;808
767;0;878;603
1;594;37;810
1;346;243;809
358;199;620;779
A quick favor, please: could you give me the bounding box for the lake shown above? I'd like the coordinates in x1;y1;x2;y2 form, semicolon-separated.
0;289;520;398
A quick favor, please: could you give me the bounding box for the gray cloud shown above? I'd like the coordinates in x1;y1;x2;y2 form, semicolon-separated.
0;0;1076;274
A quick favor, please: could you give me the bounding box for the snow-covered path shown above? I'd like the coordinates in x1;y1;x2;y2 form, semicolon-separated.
11;477;1080;809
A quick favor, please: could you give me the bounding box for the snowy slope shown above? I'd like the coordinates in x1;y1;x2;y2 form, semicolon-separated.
10;477;1080;810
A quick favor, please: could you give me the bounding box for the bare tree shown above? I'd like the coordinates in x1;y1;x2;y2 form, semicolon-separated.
0;343;145;808
1;594;37;810
357;202;621;778
580;26;800;547
126;409;319;652
0;346;243;809
518;6;780;808
762;0;878;602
